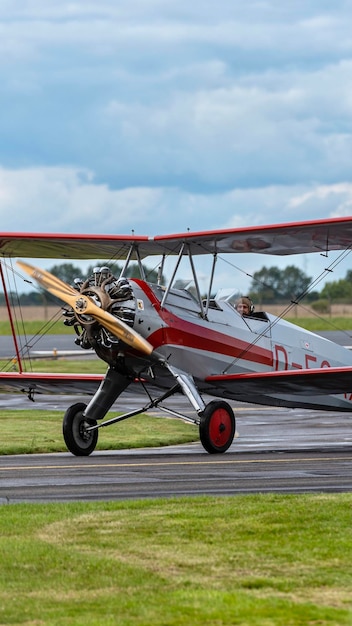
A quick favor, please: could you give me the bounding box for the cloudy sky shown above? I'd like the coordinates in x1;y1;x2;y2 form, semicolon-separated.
1;1;352;292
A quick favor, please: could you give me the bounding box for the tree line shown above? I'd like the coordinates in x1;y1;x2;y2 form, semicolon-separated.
0;262;161;307
247;265;352;313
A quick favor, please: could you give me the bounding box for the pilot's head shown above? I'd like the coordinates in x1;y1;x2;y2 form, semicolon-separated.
234;296;254;315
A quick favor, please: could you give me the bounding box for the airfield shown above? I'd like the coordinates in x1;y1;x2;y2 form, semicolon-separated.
0;405;351;503
1;331;352;503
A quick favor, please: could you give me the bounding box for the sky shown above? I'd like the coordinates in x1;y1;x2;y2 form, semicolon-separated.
1;0;352;294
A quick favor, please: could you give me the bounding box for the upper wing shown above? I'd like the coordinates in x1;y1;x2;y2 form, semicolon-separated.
1;216;352;259
0;233;151;260
206;366;352;402
156;216;352;256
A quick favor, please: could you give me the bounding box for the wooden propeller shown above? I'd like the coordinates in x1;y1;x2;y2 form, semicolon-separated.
17;260;154;355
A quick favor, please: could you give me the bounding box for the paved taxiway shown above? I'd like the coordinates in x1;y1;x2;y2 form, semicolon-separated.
1;449;352;504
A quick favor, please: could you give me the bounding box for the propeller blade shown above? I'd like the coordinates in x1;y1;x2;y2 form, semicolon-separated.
17;260;154;355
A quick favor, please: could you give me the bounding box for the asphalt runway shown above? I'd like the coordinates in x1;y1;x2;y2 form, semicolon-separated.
1;449;352;504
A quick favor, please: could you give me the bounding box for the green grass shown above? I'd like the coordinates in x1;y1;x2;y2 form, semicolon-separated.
0;319;74;335
285;316;352;331
0;410;198;454
0;494;351;625
0;357;108;374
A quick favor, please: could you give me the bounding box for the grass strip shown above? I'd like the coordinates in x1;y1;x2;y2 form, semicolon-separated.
0;494;351;625
0;410;198;454
285;317;352;332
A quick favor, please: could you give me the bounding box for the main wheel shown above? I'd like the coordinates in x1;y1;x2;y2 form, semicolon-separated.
199;400;235;454
63;402;98;456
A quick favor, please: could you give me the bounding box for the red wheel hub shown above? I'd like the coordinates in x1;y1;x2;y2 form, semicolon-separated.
209;408;232;447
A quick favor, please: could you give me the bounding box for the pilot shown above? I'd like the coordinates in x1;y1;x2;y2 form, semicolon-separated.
234;296;254;316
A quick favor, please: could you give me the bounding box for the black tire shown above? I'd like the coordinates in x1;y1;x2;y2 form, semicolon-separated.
62;402;98;456
199;400;235;454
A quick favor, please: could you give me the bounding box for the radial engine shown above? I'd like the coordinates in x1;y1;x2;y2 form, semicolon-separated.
63;266;136;365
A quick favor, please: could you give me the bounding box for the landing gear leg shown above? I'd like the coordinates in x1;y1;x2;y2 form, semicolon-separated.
199;400;235;454
63;367;132;456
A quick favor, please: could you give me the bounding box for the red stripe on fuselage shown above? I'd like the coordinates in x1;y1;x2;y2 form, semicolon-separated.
132;280;273;367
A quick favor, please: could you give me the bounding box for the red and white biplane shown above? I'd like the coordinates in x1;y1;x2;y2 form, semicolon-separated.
1;216;352;455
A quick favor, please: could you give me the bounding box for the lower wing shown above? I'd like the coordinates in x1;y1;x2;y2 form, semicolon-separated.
0;372;104;397
2;366;352;408
206;366;352;402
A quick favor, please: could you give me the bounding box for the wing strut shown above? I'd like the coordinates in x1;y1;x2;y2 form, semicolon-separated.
160;243;185;307
0;262;23;373
203;253;217;317
187;244;206;318
119;244;135;277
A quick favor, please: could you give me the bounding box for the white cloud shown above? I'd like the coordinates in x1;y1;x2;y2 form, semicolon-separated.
0;1;352;294
0;166;166;233
1;164;352;234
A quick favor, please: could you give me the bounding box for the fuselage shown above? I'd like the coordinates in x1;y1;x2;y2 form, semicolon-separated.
129;280;352;411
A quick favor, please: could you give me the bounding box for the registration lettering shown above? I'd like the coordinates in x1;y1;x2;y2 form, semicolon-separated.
274;344;331;371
